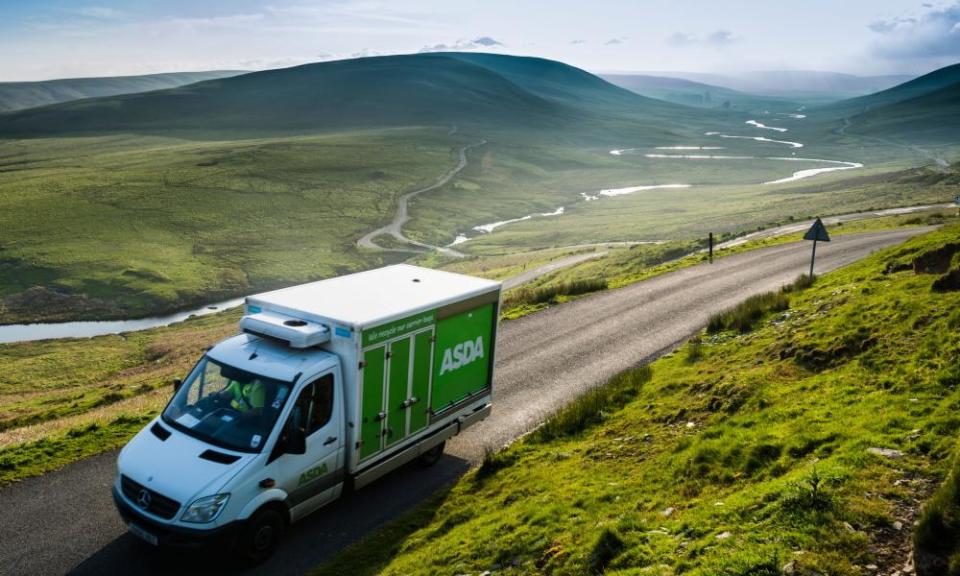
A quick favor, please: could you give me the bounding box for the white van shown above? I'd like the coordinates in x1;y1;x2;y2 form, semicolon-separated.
113;265;499;562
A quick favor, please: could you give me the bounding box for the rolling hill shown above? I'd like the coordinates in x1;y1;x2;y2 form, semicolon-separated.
0;71;245;112
0;53;700;139
824;63;960;143
600;73;800;111
643;70;912;101
822;62;960;115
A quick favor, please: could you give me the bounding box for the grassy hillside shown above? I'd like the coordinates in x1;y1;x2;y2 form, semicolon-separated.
0;53;704;139
315;223;960;576
0;129;456;322
0;70;245;112
823;63;960;116
845;82;960;143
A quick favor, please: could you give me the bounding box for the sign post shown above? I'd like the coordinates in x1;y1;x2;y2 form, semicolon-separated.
708;232;714;264
955;194;959;217
803;217;831;277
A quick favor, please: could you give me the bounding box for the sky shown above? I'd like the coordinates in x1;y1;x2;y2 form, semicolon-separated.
2;0;960;81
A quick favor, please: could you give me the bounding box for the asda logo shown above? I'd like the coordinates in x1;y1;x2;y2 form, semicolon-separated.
440;336;485;375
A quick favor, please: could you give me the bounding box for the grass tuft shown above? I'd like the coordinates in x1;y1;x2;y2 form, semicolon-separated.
533;365;652;443
707;291;790;334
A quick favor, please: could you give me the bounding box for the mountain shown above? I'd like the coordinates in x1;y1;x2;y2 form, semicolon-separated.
0;53;695;138
599;73;799;110
0;71;246;112
639;70;913;100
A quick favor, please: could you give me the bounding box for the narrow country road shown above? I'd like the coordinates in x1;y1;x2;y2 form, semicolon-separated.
357;141;486;257
0;227;933;576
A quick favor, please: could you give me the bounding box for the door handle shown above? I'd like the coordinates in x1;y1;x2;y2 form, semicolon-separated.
375;411;387;422
401;397;419;409
323;436;337;446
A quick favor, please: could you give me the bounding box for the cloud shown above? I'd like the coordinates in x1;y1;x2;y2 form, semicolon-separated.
705;29;738;46
605;38;623;45
570;39;585;45
419;36;504;52
870;2;960;59
667;30;738;47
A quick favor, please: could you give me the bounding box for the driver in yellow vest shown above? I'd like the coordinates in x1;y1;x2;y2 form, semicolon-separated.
219;380;266;413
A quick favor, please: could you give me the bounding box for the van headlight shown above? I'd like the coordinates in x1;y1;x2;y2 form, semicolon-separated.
181;494;230;523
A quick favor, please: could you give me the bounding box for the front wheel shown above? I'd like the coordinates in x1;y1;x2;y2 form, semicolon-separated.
418;441;445;467
236;507;284;565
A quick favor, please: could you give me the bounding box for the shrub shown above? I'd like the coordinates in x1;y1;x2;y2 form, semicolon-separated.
707;291;790;334
915;455;960;576
533;365;652;442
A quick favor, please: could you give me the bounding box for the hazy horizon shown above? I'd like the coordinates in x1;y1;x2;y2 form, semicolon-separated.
4;0;960;82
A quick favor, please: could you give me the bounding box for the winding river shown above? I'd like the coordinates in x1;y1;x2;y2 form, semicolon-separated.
1;112;867;344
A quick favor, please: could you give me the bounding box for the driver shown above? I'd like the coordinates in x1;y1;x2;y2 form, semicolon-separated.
219;379;266;413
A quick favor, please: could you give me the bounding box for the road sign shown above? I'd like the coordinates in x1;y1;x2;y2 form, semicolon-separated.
803;217;831;242
804;217;830;277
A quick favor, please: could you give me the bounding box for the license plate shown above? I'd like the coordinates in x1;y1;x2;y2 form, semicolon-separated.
128;522;159;546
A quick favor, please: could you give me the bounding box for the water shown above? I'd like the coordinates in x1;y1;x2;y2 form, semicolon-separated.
0;297;246;344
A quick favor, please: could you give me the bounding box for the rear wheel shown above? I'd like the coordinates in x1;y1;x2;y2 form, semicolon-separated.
418;441;445;467
237;507;284;565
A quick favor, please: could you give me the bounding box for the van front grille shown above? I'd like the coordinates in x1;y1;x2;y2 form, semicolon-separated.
120;475;181;520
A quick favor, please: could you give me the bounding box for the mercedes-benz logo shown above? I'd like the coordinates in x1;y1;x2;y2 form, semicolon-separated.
136;489;152;510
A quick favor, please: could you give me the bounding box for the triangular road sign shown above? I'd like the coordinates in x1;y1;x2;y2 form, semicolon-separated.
803;217;831;242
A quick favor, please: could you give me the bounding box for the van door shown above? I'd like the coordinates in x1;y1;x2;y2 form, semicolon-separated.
277;373;343;518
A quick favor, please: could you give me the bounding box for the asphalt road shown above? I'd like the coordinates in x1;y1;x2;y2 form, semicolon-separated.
0;227;933;576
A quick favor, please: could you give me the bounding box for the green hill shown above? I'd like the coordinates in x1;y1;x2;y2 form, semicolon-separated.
823;63;960;116
0;71;245;112
846;82;960;143
0;53;698;138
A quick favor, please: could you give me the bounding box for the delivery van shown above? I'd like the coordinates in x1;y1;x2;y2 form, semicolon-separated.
112;264;499;562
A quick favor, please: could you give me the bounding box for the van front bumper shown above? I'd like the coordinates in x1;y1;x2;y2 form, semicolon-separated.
112;486;240;549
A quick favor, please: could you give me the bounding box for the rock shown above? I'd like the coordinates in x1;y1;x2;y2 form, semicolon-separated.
782;560;796;575
716;531;732;540
893;520;904;531
686;421;696;428
642;433;653;442
867;447;905;458
662;507;675;517
865;564;878;572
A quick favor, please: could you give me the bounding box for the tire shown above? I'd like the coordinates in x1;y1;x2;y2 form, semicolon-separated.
236;507;285;565
417;441;445;467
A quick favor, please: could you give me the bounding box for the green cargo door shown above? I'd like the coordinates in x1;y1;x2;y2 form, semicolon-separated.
432;303;495;412
385;337;411;448
360;346;386;460
408;329;434;434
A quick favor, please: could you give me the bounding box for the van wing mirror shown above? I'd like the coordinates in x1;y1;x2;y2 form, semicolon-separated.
172;378;183;394
286;427;307;455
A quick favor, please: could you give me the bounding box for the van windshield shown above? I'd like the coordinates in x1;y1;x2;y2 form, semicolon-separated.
162;356;292;453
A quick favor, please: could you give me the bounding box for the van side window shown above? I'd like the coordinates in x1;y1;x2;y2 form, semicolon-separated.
307;374;334;435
